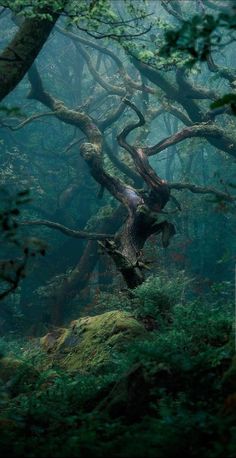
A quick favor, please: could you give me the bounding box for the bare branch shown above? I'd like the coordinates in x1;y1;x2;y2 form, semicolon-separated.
117;98;145;149
98;98;127;132
144;123;234;157
0;111;56;130
20;220;114;240
56;26;124;69
74;42;125;96
75;23;152;40
169;182;236;202
131;57;236;159
57;27;156;95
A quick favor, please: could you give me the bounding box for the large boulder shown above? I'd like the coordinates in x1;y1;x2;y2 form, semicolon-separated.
41;310;147;373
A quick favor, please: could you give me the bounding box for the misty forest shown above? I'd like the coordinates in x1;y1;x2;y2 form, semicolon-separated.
0;0;236;456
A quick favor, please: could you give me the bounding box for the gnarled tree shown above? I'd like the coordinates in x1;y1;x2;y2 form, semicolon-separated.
1;0;235;325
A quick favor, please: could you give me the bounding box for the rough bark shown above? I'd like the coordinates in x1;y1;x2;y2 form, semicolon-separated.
25;49;236;294
27;65;175;289
144;123;236;158
0;8;63;101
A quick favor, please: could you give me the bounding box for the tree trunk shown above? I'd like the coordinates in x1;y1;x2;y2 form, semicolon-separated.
0;7;63;101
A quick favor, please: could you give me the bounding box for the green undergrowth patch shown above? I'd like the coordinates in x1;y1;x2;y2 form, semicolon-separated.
0;275;235;457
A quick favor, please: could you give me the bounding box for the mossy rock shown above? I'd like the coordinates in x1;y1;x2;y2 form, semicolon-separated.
41;310;147;374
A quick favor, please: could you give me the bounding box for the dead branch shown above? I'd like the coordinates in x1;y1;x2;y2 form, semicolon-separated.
131;57;236;158
169;182;236;202
57;26;156;95
74;42;126;96
20;220;115;240
0;111;56;130
144;123;234;157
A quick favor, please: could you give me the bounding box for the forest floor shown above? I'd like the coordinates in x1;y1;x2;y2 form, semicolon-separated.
0;276;235;457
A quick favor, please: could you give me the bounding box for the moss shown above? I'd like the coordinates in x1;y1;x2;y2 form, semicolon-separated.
41;310;147;373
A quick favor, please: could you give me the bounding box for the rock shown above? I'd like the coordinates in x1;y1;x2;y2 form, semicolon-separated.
40;327;66;352
40;310;147;373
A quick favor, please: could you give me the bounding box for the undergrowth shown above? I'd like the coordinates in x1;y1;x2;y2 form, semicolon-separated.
0;273;235;457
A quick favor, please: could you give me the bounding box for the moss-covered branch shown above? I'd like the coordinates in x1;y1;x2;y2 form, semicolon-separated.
0;6;64;101
144;123;235;157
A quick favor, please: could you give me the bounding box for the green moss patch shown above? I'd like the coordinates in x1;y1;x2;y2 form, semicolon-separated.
41;310;147;373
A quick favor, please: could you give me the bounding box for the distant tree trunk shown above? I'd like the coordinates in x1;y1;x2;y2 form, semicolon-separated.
97;255;115;291
48;205;127;325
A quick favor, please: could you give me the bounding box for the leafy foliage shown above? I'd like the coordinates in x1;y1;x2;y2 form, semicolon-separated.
160;11;236;64
211;93;236;114
0;188;46;300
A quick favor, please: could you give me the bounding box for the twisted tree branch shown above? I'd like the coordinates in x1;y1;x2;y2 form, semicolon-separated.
0;111;56;130
144;123;235;157
169;182;236;202
20;220;114;240
57;26;156;95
